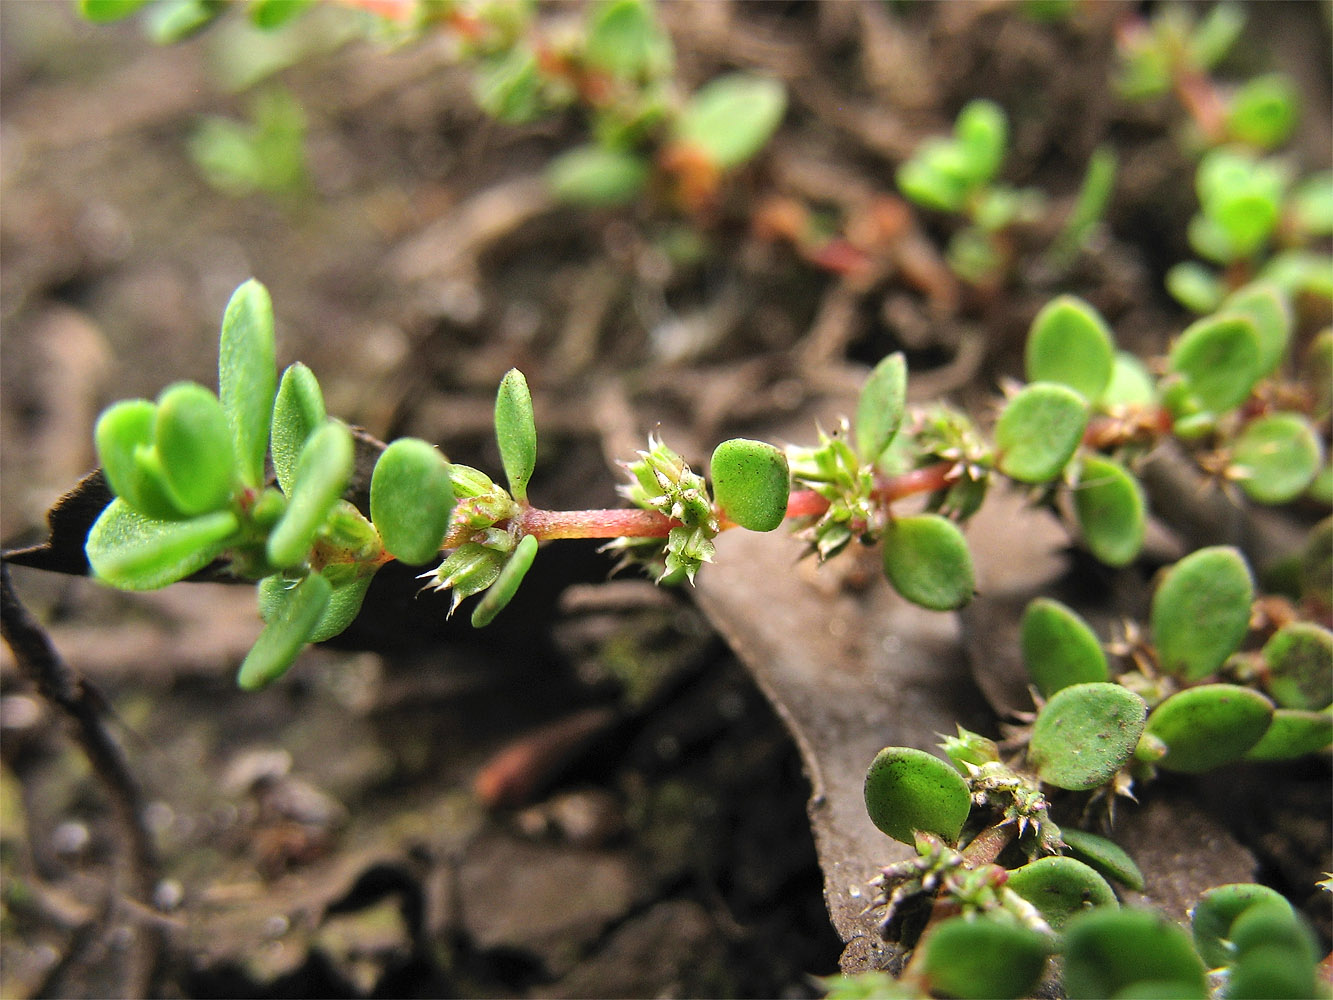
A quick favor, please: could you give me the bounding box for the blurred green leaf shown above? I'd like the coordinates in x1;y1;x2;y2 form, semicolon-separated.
1029;682;1146;790
1073;455;1145;567
1025;296;1115;403
1063;909;1208;1000
1102;352;1156;407
1020;597;1109;697
710;438;789;532
154;381;235;516
1191;883;1292;969
147;0;224;43
1243;708;1333;761
86;499;239;591
218;279;277;490
1151;546;1253;681
546;145;650;206
471;533;538;627
994;382;1089;483
78;0;149;22
1229;412;1323;504
259;566;372;644
237;570;331;690
1167;314;1261;414
920;915;1049;1000
474;47;543;124
267;420;354;569
863;746;970;846
1291;171;1333;236
495;369;537;505
675;72;786;170
1226;73;1299;150
1147;684;1274;772
1166;261;1226;314
953;99;1007;187
1262;622;1333;710
881;514;974;611
1187;1;1244;68
249;0;313;30
1221;282;1291;377
584;0;672;81
370;438;454;564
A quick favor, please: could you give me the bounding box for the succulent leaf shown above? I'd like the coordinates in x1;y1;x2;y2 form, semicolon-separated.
471;533;538;627
154;381;235;516
1151;546;1253;681
1167;314;1261;414
237;570;331;690
1261;622;1333;710
881;514;974;611
1020;597;1109;697
271;362;326;495
1025;296;1116;402
994;382;1089;483
94;399;184;520
1062;908;1208;1000
217;279;277;489
1005;856;1118;930
1029;682;1146;790
495;369;537;505
863;746;971;846
86;499;239;591
854;353;908;464
1059;828;1144;891
920;915;1050;1000
371;438;455;565
1073;455;1145;567
267;420;355;569
674;72;786;169
1146;684;1274;773
710;438;789;532
1229;412;1323;504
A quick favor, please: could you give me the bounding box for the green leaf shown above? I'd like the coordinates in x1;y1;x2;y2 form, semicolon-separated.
1187;1;1245;68
218;279;277;490
78;0;149;21
1025;296;1116;402
266;420;354;569
994;382;1089;483
1102;352;1156;407
237;570;331;690
154;381;236;516
249;0;313;30
271;362;326;495
94;399;184;521
1226;73;1299;150
854;353;908;464
1221;282;1291;378
495;369;537;505
1168;313;1261;414
897;150;970;213
471;533;538;627
473;48;543;124
710;438;789;532
259;568;373;644
1059;828;1144;891
146;0;224;43
1291;171;1333;236
584;0;672;80
1229;412;1323;504
1020;597;1109;697
1243;708;1333;761
1191;883;1292;969
1073;456;1145;567
881;514;974;611
1063;909;1208;1000
953;99;1007;186
1028;682;1146;790
920;915;1050;1000
1261;622;1333;710
86;499;239;591
1301;517;1333;610
863;746;971;846
1166;261;1226;314
675;73;786;170
1151;546;1253;681
546;146;650;206
1146;684;1274;773
1006;856;1118;930
370;438;455;565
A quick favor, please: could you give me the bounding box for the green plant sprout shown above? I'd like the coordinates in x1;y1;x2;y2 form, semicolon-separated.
845;549;1329;997
82;276;1329;694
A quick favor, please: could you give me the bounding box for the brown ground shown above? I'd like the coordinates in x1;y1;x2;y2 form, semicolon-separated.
1;2;1330;997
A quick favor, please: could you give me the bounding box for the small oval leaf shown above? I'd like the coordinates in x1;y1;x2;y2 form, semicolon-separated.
1222;282;1291;377
855;352;908;463
1073;455;1146;567
1167;314;1261;414
994;382;1089;483
1020;597;1109;697
547;146;650;206
711;438;789;532
1151;546;1253;681
495;369;537;505
863;746;971;846
1006;856;1118;930
237;570;332;690
1146;683;1274;773
1063;909;1208;1000
1059;828;1144;891
1243;708;1333;761
218;279;277;489
154;381;236;516
1029;682;1147;790
86;499;239;591
881;514;974;611
94;399;183;520
267;420;355;569
371;438;455;565
471;533;539;628
1025;296;1116;402
1191;883;1292;970
675;72;786;170
271;362;326;495
1261;622;1333;710
259;568;374;645
1229;412;1323;504
921;915;1049;1000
